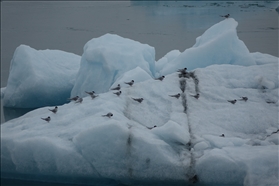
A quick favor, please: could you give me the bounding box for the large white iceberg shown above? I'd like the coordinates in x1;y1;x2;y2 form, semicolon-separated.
2;45;81;108
70;34;156;98
1;18;278;186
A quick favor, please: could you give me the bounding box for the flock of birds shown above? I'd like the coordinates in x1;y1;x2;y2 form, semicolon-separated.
41;64;248;128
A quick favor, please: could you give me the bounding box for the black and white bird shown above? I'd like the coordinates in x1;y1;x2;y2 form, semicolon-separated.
113;91;122;96
155;76;165;81
220;14;230;18
227;99;237;104
90;94;98;100
75;97;83;103
147;125;157;130
41;116;51;122
190;93;200;99
68;96;79;101
111;84;121;91
239;97;248;102
102;112;113;118
85;91;95;96
125;80;134;86
220;134;225;137
169;93;180;99
49;106;58;114
132;98;144;103
177;68;187;73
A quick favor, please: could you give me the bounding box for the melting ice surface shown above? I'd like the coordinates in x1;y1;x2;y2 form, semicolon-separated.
1;18;278;186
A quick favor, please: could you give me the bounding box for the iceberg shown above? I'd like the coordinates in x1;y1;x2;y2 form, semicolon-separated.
70;34;156;98
159;18;256;75
1;18;278;186
2;45;81;108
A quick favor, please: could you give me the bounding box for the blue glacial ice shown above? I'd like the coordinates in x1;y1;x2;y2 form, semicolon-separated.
2;45;81;108
1;18;278;186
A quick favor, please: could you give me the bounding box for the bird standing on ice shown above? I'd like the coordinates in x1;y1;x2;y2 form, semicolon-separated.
125;80;134;86
190;93;200;99
227;99;237;104
147;125;157;130
49;106;58;114
41;116;51;122
75;97;83;103
155;76;165;81
68;96;79;101
85;91;95;96
102;112;113;118
132;98;144;103
111;84;121;91
239;97;248;102
169;93;180;99
113;91;122;96
220;14;230;18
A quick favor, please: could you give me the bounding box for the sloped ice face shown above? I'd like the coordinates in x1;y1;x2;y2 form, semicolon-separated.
70;33;156;98
159;18;256;75
2;45;81;108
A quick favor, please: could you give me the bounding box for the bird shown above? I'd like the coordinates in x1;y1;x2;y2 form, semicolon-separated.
75;97;83;103
190;93;200;99
155;76;165;81
113;91;122;96
169;93;180;99
102;112;113;118
68;96;79;101
90;94;98;99
111;84;121;91
85;91;95;96
177;68;187;73
227;99;237;104
125;80;134;86
147;125;157;130
49;106;58;114
220;14;230;18
239;97;248;102
132;98;144;103
220;134;225;137
41;116;51;122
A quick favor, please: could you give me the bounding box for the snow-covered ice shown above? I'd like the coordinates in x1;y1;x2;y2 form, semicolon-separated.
2;45;81;108
1;18;278;186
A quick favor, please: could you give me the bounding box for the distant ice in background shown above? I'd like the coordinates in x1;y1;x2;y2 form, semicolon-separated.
1;17;278;186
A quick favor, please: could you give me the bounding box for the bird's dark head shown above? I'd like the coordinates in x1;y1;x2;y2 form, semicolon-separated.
119;91;122;93
47;116;50;119
178;93;181;96
55;106;58;108
132;80;134;82
154;125;157;128
118;84;120;86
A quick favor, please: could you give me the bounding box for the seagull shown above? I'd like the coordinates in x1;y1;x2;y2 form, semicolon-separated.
220;14;230;18
68;96;79;101
177;68;187;73
125;80;134;86
239;97;248;102
49;106;58;114
102;112;113;118
147;125;157;130
227;99;237;104
111;84;121;91
85;91;95;96
169;93;180;99
75;97;83;103
132;98;144;103
90;94;98;99
155;76;165;81
41;116;51;122
190;93;200;99
113;91;122;96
